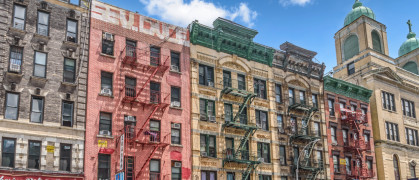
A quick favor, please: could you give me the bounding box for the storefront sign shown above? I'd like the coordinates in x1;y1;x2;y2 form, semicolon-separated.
98;140;107;148
340;159;346;165
115;172;124;180
120;134;124;170
46;145;55;153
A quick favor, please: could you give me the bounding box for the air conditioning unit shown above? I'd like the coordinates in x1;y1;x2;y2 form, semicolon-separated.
207;81;214;87
278;128;284;134
208;116;216;122
101;88;112;95
174;162;182;168
258;158;264;162
103;32;114;41
256;123;262;129
201;152;207;156
99;130;111;136
171;101;180;107
125;116;135;122
171;123;181;129
171;65;179;72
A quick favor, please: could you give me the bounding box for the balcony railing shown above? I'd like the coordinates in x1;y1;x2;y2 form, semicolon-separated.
125;85;136;98
150;172;160;180
150;90;161;104
145;130;160;143
223;149;260;162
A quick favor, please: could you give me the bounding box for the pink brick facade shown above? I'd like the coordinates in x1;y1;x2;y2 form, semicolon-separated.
84;1;191;179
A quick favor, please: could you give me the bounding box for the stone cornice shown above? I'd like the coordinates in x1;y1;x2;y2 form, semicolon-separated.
324;76;372;102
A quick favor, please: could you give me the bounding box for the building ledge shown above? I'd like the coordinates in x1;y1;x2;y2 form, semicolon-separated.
100;53;116;59
96;134;114;139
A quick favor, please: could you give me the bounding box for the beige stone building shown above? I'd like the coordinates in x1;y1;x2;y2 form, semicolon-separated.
332;1;419;179
189;18;327;180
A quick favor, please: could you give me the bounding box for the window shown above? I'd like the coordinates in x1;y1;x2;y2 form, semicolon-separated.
224;103;233;122
199;65;214;86
5;92;19;120
199;99;215;121
367;158;373;176
33;52;47;78
240;107;247;125
279;145;286;165
223;71;231;88
102;32;114;55
201;171;216;180
293;147;299;165
343;35;359;61
394;155;400;180
254;79;266;99
63;58;76;83
312;94;318;108
125;77;136;97
402;99;416;118
333;154;339;173
125;40;136;58
37;11;49;36
66;19;77;43
227;172;235;180
405;128;419;146
351;103;357;111
314;122;320;137
172;161;181;180
281;177;287;180
125;156;134;180
257;142;270;163
277;114;284;133
361;107;368;115
237;74;246;90
124;118;136;140
289;88;295;105
343;129;348;145
171;123;181;145
149;120;160;142
101;72;113;95
62;101;74;127
258;175;271;180
331;126;337;144
316;151;323;164
9;46;23;73
372;31;382;53
328;99;335;116
290;117;296;133
150;47;160;66
170;52;180;72
382;91;396;111
28;141;41;169
225;138;234;159
347;62;355;75
171;87;181;107
339;101;346;109
13;5;26;30
256;110;268;130
410;163;416;178
299;91;306;105
345;156;351;174
275;84;282;103
200;134;216;157
1;138;15;168
386;122;400;141
98;154;110;179
59;144;71;171
150;159;160;180
30;96;44;123
150;82;161;103
99;112;112;135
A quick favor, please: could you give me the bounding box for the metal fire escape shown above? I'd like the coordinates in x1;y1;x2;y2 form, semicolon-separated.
220;78;261;180
119;44;171;180
288;103;323;180
340;108;374;180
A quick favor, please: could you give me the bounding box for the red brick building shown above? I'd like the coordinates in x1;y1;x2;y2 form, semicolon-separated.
323;76;377;180
84;0;191;179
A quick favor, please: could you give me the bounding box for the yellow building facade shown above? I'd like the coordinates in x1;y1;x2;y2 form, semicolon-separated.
333;1;419;179
190;18;328;180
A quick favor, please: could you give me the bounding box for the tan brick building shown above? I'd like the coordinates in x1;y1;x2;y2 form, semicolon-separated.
332;1;419;179
189;18;327;180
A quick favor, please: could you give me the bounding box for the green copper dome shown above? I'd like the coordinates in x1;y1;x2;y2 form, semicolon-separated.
399;20;419;57
344;0;376;26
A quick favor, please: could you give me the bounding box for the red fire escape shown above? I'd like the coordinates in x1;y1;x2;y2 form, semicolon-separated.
119;44;171;180
340;108;374;180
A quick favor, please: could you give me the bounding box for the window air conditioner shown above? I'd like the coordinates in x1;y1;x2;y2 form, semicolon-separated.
207;81;214;87
104;32;114;41
174;162;182;168
171;123;181;129
208;116;216;122
201;152;207;156
171;65;179;72
171;101;180;107
101;88;112;95
256;123;262;129
99;130;111;136
258;158;264;162
125;116;135;122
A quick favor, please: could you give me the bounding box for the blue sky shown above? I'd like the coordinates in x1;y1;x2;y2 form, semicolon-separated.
99;0;419;72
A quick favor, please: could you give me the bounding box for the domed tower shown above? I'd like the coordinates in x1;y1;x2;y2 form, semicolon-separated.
397;20;419;74
333;0;390;80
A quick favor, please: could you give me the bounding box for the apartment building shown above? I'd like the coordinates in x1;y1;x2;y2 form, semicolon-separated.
84;0;191;179
0;0;89;178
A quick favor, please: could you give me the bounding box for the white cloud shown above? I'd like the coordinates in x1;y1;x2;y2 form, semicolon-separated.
279;0;312;6
139;0;258;28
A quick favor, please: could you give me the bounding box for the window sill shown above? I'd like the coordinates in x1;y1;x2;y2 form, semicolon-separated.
8;26;27;35
382;108;397;113
198;84;215;89
100;53;116;59
97;134;114;139
33;33;50;41
170;106;183;110
200;155;217;159
170;144;183;148
169;70;182;74
62;40;79;48
98;93;114;98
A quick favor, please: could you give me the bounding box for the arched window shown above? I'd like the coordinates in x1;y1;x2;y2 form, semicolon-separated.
394;155;400;180
372;31;382;53
343;35;359;61
410;161;416;178
403;61;419;75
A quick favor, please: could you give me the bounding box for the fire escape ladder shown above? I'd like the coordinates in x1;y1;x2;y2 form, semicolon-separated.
125;156;135;180
136;144;161;179
134;67;160;100
235;128;257;159
136;105;161;139
242;163;259;180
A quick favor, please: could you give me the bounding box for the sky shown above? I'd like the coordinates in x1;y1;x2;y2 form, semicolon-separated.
99;0;419;72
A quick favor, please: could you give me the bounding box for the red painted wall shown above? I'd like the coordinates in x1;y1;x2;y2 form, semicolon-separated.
324;92;377;180
84;1;191;179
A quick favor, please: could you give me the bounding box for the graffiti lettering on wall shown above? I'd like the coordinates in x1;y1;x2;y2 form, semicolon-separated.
91;1;189;46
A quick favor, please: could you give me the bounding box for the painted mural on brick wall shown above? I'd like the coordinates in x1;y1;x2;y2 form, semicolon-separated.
91;0;189;46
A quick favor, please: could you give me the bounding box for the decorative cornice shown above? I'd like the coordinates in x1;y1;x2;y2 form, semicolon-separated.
324;76;372;102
